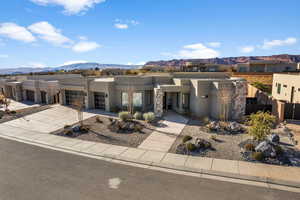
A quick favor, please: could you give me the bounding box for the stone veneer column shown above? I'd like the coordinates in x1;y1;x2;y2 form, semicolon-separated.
154;88;163;117
232;80;247;120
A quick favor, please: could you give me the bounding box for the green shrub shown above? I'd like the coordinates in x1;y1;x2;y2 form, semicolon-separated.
252;152;264;161
63;130;73;136
244;143;255;151
248;111;276;141
133;112;143;120
182;135;192;143
204;141;211;149
274;145;283;155
186;143;197;152
143;112;155;123
118;111;131;121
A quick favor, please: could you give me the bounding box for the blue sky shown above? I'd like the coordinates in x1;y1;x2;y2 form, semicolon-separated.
0;0;299;68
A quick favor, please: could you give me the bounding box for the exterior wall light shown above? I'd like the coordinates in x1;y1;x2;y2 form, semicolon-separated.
201;95;208;98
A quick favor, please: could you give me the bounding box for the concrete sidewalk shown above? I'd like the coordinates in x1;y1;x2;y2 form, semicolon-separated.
138;112;188;152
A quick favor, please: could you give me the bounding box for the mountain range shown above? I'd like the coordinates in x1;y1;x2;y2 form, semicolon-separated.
145;54;300;67
0;63;139;75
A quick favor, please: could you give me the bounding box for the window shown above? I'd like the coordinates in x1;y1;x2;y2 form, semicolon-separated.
176;93;180;108
277;83;281;94
283;85;287;88
121;92;128;108
182;93;190;109
133;92;142;108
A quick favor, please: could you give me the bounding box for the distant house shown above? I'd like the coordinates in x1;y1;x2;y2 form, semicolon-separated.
180;62;228;72
236;60;298;73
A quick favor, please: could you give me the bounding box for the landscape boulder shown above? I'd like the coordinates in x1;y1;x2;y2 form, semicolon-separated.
227;122;243;133
268;134;280;144
255;141;277;158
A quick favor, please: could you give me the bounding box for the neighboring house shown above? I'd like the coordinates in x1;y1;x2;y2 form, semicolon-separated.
180;62;226;72
236;60;298;73
0;72;247;120
272;73;300;103
271;73;300;121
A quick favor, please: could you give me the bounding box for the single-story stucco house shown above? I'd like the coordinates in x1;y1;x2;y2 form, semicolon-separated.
0;72;247;120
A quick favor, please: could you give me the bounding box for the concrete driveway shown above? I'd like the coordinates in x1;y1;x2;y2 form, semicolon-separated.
0;105;97;133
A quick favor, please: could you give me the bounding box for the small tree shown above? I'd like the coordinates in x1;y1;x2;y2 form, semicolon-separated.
248;111;276;141
72;96;85;126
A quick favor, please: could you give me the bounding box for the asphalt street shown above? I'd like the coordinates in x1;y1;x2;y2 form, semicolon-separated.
0;138;299;200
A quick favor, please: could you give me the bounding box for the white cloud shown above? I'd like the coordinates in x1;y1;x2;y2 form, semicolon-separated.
261;37;297;49
114;23;128;29
240;46;255;53
207;42;221;48
178;43;219;59
78;36;88;40
0;54;8;58
62;60;88;65
72;41;100;52
30;0;106;15
0;23;36;43
28;62;46;68
28;21;72;46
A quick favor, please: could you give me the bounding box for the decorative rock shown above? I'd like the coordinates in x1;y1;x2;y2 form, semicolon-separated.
268;134;280;144
207;121;220;132
227;122;243;133
72;125;80;132
255;140;276;158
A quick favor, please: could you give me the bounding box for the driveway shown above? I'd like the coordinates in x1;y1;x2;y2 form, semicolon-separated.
0;105;97;133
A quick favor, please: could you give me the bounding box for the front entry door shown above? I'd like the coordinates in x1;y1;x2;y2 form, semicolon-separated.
94;92;105;110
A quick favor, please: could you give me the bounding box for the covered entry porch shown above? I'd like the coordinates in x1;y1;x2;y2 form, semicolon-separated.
154;85;190;117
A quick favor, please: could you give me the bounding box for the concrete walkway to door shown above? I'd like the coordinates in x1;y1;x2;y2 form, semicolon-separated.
138;112;188;152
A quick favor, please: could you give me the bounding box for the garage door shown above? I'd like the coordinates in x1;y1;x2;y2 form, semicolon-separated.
65;90;85;106
94;92;105;109
26;90;35;102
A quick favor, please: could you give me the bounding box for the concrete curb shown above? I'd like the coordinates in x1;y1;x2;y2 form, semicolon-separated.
0;133;300;191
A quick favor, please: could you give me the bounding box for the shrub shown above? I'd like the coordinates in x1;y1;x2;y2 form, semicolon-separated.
182;135;192;143
64;125;71;129
143;112;155;123
96;116;103;123
252;152;264;161
63;130;73;136
248;111;276;141
274;145;283;155
118;111;131;121
244;143;255;151
79;125;90;133
186;143;197;152
133;112;143;120
204;141;211;149
9;110;16;114
210;135;217;141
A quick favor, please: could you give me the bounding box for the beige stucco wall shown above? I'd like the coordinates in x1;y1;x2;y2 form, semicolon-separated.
272;74;300;103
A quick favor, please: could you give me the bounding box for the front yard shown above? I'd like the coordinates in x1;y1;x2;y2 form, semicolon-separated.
169;114;300;167
51;114;157;148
